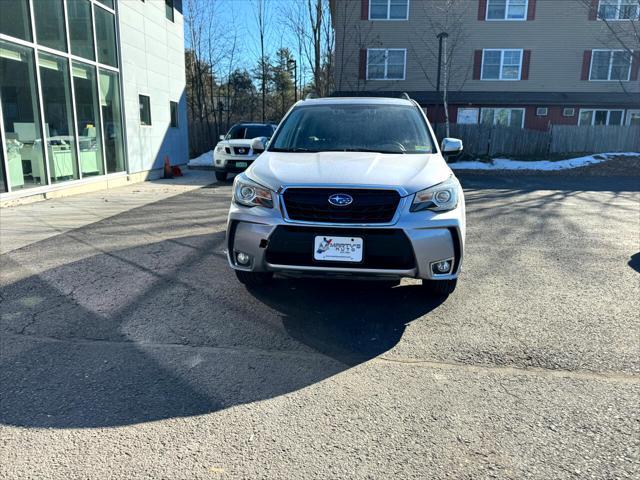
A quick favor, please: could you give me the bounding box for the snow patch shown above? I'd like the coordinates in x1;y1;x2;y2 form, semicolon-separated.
450;153;639;171
188;150;214;167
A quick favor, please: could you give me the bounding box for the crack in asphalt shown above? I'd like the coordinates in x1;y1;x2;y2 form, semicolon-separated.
4;331;638;385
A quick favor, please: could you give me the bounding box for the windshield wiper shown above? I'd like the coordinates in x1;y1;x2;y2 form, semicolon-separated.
269;147;319;153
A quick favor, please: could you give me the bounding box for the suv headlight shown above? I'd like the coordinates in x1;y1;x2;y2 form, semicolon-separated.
215;144;224;153
410;176;460;212
233;174;274;208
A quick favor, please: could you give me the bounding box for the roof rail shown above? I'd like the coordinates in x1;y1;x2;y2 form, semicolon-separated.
305;92;319;100
401;92;411;101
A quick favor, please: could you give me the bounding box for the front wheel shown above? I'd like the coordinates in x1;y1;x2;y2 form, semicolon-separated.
235;270;273;287
421;278;457;296
215;171;228;182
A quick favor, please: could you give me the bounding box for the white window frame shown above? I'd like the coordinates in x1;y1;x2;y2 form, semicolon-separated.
480;108;526;128
457;108;480;124
486;0;529;21
589;49;633;81
536;107;548;116
369;0;410;21
626;109;640;125
578;109;625;125
366;48;407;80
481;49;523;81
563;107;575;117
597;0;640;21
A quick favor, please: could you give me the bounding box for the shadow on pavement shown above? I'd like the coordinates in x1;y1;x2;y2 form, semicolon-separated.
629;252;640;273
0;188;443;428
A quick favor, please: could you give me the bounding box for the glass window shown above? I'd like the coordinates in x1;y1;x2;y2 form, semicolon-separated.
481;108;525;128
96;0;114;8
73;62;104;176
482;50;522;80
225;124;275;140
0;0;32;41
627;110;640;126
1;131;7;192
579;109;625;125
608;110;623;125
599;0;640;20
39;52;79;183
170;101;178;128
487;0;528;20
33;0;67;52
99;70;125;173
0;41;47;190
269;104;435;154
165;0;175;21
590;50;632;80
370;0;408;20
367;49;405;80
95;7;118;67
68;0;95;61
139;95;151;125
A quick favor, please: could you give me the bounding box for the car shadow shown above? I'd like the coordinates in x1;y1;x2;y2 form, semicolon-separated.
629;252;640;273
0;189;444;428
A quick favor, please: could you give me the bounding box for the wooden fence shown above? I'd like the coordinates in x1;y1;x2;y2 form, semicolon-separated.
433;124;640;158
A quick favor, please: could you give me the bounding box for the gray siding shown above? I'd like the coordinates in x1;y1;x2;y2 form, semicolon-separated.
333;0;639;95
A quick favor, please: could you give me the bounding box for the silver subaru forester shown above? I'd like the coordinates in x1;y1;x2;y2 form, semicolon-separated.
225;96;465;296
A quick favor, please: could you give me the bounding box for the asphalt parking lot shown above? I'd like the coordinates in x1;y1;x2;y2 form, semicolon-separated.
1;174;638;479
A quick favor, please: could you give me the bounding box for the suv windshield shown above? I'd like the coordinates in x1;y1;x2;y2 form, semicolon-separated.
225;124;274;140
269;104;435;154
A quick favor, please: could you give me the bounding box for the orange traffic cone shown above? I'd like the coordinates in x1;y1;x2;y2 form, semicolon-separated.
163;155;173;179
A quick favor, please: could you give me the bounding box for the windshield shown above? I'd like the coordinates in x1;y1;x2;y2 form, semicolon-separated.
225;124;274;140
269;104;435;154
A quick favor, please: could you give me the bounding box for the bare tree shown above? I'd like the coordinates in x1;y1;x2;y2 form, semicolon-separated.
410;0;472;137
252;0;270;121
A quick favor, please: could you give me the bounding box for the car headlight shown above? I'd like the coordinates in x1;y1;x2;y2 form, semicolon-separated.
215;144;224;153
410;176;460;212
233;174;274;208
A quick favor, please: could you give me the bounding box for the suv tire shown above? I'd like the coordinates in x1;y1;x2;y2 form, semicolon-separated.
422;278;457;296
215;171;228;182
235;270;273;287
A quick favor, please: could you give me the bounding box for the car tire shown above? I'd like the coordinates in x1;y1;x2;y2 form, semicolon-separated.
422;278;457;296
215;171;228;182
235;270;273;287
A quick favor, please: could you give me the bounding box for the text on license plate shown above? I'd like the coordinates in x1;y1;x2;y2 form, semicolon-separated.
235;162;248;168
313;236;363;262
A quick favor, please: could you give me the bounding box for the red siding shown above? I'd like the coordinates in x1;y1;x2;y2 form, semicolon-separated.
359;49;367;79
478;0;487;20
524;106;579;130
473;50;483;80
527;0;536;20
581;50;592;80
361;0;369;20
521;50;531;80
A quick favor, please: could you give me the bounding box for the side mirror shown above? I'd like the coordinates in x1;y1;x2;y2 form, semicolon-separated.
219;134;225;141
441;137;463;160
251;136;268;154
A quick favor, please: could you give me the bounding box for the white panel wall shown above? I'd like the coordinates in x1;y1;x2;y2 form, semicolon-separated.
117;0;188;174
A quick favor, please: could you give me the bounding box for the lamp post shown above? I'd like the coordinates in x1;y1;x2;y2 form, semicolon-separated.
287;58;297;102
436;31;449;93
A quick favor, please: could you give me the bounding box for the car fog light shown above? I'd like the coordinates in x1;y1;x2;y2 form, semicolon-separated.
236;252;250;265
431;259;453;275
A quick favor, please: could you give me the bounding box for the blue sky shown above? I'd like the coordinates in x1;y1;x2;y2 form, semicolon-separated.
183;0;311;84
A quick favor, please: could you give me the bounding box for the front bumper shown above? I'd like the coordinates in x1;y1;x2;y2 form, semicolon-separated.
226;194;465;281
214;154;258;173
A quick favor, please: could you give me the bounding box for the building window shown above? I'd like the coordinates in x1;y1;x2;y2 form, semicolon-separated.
457;108;480;124
563;108;575;117
536;107;548;116
598;0;640;20
486;0;528;20
481;49;523;80
0;0;32;41
627;110;640;125
32;0;68;52
94;6;118;67
100;70;125;172
139;95;152;126
481;108;526;128
590;50;632;81
578;109;624;125
170;101;179;128
96;0;114;8
73;62;104;176
366;49;406;80
369;0;409;20
67;0;95;61
165;0;175;22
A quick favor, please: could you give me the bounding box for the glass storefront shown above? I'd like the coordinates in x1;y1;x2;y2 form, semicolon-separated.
0;0;126;194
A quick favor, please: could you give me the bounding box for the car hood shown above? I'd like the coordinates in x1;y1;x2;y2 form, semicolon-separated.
220;139;254;147
246;151;452;195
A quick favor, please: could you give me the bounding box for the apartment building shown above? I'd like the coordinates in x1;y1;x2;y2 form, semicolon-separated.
330;0;640;130
0;0;188;203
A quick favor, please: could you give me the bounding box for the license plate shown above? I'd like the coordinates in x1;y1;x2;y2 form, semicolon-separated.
235;162;248;168
314;236;363;262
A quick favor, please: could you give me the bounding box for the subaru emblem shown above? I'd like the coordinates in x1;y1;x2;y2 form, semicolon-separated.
328;193;353;207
